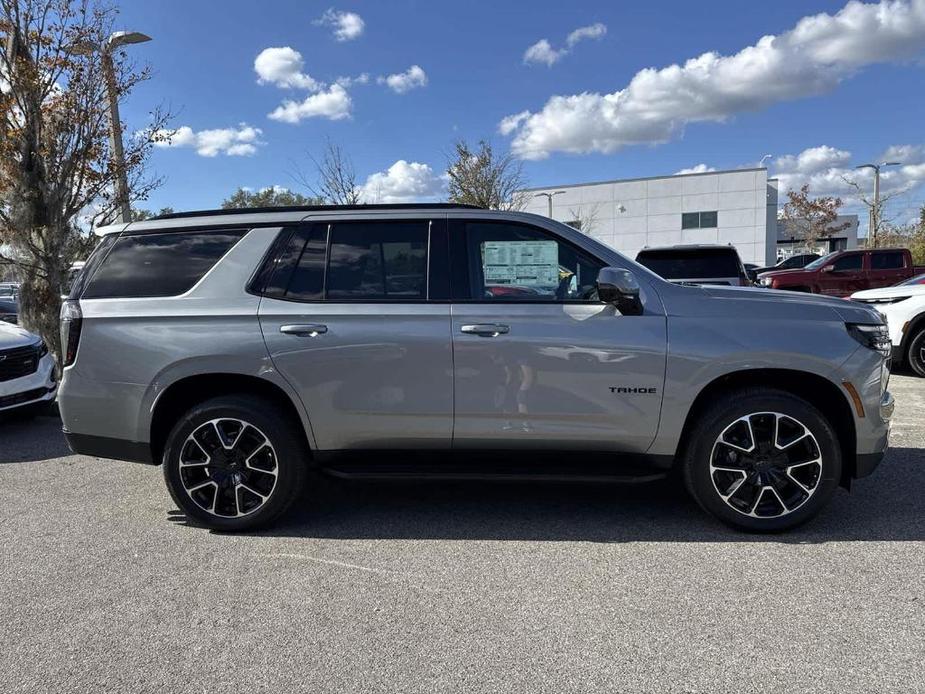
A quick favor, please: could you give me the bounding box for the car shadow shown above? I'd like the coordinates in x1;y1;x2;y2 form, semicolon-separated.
0;412;72;464
167;446;925;543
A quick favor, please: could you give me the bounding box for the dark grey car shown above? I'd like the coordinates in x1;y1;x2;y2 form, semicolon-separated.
58;205;893;532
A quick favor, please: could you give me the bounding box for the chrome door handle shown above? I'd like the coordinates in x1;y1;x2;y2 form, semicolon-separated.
460;323;510;337
280;324;328;337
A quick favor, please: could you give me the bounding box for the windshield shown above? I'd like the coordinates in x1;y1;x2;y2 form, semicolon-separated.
803;252;838;270
635;249;741;279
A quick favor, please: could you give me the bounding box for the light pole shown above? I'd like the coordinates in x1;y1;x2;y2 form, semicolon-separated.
534;190;566;218
855;161;901;247
73;31;152;224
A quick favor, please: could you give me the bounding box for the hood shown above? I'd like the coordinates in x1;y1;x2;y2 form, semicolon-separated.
758;267;812;280
0;320;41;349
694;284;882;324
851;284;925;300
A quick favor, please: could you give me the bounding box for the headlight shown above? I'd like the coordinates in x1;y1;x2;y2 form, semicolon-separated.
846;323;891;358
37;339;48;357
759;277;772;287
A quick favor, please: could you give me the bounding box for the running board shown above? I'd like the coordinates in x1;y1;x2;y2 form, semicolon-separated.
316;453;670;484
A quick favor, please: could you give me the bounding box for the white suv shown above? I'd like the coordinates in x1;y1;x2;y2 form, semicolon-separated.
852;274;925;376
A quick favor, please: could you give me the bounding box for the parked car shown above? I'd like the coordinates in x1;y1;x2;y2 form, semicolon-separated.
746;253;820;282
852;279;925;377
59;204;892;533
0;297;17;324
897;272;925;286
635;245;751;286
757;248;925;297
0;282;19;299
0;320;57;416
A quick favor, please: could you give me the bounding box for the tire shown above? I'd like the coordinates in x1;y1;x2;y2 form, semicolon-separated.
682;388;842;532
907;326;925;378
162;395;308;531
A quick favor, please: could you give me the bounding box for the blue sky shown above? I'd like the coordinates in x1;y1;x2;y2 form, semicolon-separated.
117;0;925;229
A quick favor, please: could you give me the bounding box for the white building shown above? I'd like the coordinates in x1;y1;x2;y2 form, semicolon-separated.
522;168;857;266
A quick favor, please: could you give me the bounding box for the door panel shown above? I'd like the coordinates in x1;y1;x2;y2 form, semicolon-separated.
451;303;666;451
260;301;453;450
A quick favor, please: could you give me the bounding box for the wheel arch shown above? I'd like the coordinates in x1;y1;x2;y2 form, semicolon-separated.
676;368;858;486
899;310;925;365
149;373;312;466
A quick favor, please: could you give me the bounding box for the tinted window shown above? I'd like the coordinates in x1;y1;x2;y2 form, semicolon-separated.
82;229;246;299
681;211;718;229
832;254;862;272
284;226;328;300
325;222;428;300
68;234;117;299
636;249;740;279
681;212;700;229
462;222;602;301
871;251;904;270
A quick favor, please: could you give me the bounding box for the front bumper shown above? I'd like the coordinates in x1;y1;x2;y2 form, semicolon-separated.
0;354;57;413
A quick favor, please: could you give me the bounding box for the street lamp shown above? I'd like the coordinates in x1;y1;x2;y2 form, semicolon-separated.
72;31;152;224
855;161;901;247
534;190;566;218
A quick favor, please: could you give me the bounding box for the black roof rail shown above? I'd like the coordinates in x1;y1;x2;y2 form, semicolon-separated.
152;203;484;221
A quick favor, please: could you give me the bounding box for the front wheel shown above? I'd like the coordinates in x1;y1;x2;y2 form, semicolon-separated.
907;326;925;377
683;388;842;532
163;395;307;531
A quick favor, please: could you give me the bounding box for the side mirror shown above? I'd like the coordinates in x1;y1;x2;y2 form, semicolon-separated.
597;267;643;315
822;265;835;273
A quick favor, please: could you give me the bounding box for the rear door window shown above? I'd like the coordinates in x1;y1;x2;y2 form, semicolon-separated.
635;249;740;280
870;251;904;270
81;229;247;299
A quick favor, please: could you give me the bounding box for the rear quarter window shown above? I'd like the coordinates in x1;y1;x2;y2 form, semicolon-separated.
81;229;247;299
635;249;741;280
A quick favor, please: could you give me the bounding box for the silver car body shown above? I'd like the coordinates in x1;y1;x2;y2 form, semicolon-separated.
58;208;891;479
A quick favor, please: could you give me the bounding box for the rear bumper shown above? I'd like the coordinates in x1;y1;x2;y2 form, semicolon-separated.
63;430;154;464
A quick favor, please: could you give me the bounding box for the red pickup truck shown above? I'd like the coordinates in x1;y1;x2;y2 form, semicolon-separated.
757;248;925;297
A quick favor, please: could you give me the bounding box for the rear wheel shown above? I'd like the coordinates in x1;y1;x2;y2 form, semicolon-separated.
163;395;307;531
907;326;925;377
683;388;841;532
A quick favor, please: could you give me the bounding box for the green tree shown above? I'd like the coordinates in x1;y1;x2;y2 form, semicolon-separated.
446;139;528;210
221;187;322;209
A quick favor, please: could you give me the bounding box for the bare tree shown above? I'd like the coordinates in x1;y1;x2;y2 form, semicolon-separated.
780;184;850;252
840;175;902;247
294;138;360;205
565;202;601;234
0;0;170;364
446;139;528;210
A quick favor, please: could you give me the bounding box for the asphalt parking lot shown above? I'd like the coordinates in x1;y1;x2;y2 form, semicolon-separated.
1;375;923;694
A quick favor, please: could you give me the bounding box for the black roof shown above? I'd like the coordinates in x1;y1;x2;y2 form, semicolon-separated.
153;203;483;221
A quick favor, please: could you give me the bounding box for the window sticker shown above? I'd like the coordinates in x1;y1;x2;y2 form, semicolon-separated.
481;240;559;289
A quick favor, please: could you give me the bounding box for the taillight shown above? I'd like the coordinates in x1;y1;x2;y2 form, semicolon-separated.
60;299;82;367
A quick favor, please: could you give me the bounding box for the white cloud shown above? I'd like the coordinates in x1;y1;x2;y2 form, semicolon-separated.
498;110;531;136
379;65;428;94
314;8;365;41
523;40;566;67
675;164;716;175
267;84;352;122
524;22;607;66
254;47;320;90
154;123;264;157
359;160;443;203
566;22;607;47
335;72;370;88
505;0;925;158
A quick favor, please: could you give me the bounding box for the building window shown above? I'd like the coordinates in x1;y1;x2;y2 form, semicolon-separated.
682;211;718;229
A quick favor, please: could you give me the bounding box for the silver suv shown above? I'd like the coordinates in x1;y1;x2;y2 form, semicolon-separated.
58;205;894;532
